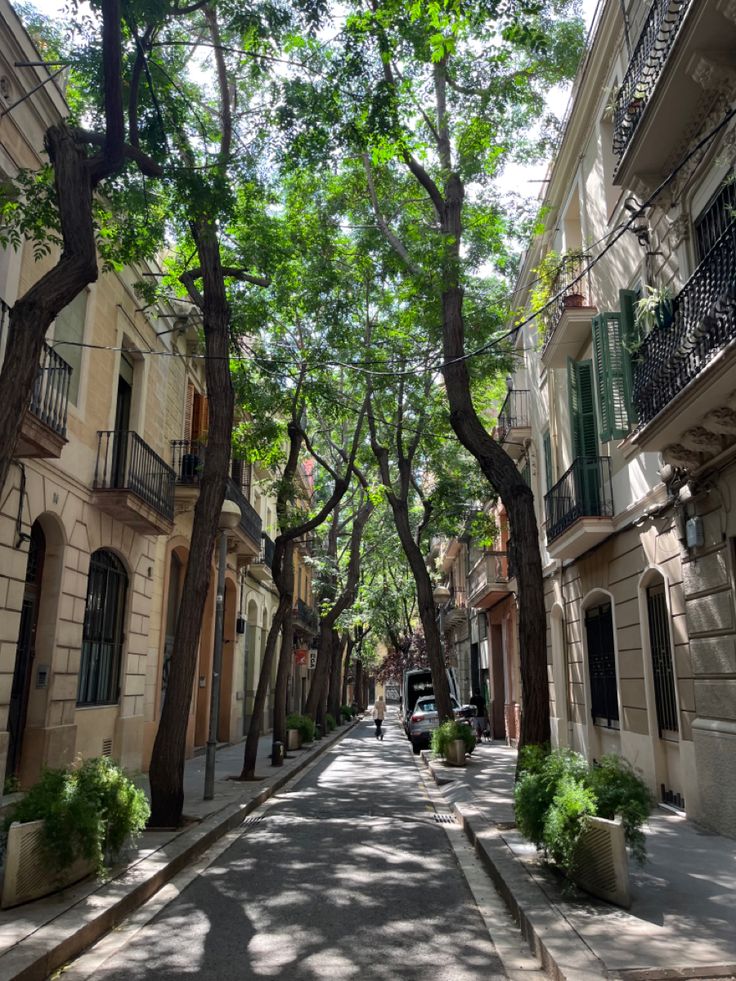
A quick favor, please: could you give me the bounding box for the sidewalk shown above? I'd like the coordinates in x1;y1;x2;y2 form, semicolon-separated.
0;725;354;981
423;741;736;981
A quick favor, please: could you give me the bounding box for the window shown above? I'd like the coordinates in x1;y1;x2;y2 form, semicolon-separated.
78;550;128;706
53;291;87;405
646;582;678;735
591;290;637;441
543;430;554;493
568;359;600;513
585;602;619;728
695;172;736;262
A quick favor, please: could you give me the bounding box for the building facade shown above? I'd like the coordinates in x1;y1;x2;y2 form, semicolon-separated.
504;0;736;835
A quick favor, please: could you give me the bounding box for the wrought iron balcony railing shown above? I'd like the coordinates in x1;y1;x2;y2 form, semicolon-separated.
260;532;275;568
633;219;736;427
225;477;263;545
2;300;73;440
544;457;614;544
467;551;512;600
613;0;692;159
30;342;72;438
171;438;206;483
295;597;319;632
497;390;530;443
94;430;176;520
542;253;593;348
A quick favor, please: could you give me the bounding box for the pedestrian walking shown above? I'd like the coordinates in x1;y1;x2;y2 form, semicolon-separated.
372;695;386;740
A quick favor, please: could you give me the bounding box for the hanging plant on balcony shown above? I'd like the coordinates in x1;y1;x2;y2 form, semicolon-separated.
530;249;588;342
634;284;674;337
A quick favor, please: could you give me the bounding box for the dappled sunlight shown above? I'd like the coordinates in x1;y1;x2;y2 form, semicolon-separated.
91;722;504;979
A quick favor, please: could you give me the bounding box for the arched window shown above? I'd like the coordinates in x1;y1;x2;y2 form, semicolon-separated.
585;601;619;729
78;550;128;706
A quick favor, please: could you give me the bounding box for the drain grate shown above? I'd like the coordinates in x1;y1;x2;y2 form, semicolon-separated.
434;813;457;825
242;816;265;827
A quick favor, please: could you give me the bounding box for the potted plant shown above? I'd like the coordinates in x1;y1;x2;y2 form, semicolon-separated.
635;283;674;335
514;746;653;907
431;720;476;767
286;713;315;746
2;757;150;908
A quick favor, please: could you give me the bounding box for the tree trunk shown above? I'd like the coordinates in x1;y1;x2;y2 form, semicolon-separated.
340;636;354;709
305;620;332;721
0;126;100;494
385;496;454;724
273;584;295;752
148;223;234;826
440;283;550;749
327;629;343;722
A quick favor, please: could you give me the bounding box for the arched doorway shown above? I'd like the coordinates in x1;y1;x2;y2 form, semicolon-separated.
8;522;45;778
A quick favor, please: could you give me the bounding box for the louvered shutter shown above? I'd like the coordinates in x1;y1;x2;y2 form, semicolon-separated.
569;360;600;515
618;289;638;427
592;310;634;441
567;357;583;459
543;429;554;493
183;382;194;442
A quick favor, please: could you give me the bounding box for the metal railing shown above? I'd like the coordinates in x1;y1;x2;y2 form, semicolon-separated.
467;551;511;599
497;390;530;443
544;457;614;543
94;430;175;521
260;533;275;568
225;477;262;546
295;597;319;632
30;342;72;438
170;439;206;483
1;300;72;439
633;219;736;427
613;0;693;159
542;253;593;348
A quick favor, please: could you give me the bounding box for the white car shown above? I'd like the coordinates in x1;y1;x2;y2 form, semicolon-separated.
407;695;472;754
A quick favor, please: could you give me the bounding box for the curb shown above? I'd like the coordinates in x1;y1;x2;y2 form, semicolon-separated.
419;751;606;981
0;724;354;981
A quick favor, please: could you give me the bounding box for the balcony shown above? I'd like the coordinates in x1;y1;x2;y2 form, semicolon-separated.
544;457;614;561
17;341;72;459
440;587;467;627
170;438;206;508
466;551;514;609
249;533;275;581
497;390;531;459
632;219;736;457
225;478;262;560
294;597;319;635
541;254;597;369
92;431;175;535
612;1;736;189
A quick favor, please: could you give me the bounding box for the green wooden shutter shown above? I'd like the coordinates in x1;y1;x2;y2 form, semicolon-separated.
576;360;598;457
619;289;638;427
592;312;633;441
568;359;600;515
543;429;553;492
568;356;583;459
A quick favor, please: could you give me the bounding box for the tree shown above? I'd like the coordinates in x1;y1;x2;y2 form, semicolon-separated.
0;0;164;494
283;0;584;747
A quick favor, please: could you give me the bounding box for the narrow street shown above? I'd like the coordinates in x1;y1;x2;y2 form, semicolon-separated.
60;718;518;980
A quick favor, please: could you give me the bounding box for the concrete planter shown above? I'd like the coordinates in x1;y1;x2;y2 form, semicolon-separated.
1;819;95;909
286;729;302;751
445;739;467;767
570;815;630;908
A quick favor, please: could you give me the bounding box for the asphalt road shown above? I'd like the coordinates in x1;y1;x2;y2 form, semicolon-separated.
67;717;507;980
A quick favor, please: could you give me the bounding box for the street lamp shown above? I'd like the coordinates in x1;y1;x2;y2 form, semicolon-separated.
432;583;451;666
204;497;242;801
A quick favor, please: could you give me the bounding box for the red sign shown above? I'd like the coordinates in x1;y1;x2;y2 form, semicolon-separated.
294;648;308;666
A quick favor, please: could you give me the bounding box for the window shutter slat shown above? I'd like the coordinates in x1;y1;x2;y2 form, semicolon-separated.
567;357;582;459
618;289;638;427
592;313;630;441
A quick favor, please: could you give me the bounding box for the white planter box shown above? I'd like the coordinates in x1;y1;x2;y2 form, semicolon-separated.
571;815;631;908
2;819;95;909
287;729;302;751
445;739;467;767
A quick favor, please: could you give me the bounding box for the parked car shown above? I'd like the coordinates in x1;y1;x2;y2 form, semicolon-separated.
407;695;473;754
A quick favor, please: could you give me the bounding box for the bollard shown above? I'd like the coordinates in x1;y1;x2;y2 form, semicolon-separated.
271;740;284;766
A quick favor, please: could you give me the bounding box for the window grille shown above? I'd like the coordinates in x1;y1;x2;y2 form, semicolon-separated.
78;550;128;706
646;583;679;735
585;603;619;728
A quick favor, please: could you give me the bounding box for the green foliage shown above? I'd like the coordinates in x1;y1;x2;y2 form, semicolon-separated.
514;746;654;871
325;713;337;731
543;775;597;869
431;720;476;758
340;704;354;720
586;755;655;865
5;758;150;876
286;713;316;744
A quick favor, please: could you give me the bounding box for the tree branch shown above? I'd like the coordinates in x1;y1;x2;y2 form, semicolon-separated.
362;154;421;276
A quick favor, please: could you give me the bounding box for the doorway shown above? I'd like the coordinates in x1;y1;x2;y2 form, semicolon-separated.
490;624;505;739
112;354;133;487
8;522;45;778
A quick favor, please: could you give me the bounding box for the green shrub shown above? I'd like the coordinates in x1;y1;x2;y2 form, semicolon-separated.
340;705;353;721
514;745;653;870
543;775;597;870
286;713;316;744
586;755;654;865
514;748;588;849
5;757;150;876
431;720;476;759
325;713;337;731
